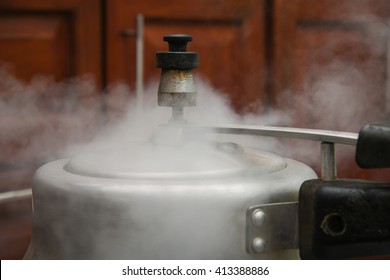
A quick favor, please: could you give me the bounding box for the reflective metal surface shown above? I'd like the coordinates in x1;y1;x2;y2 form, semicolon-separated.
180;123;358;180
246;202;299;254
26;141;316;259
65;142;287;180
181;124;358;145
0;188;32;204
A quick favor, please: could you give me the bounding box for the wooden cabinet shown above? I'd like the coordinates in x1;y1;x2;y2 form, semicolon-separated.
0;0;389;259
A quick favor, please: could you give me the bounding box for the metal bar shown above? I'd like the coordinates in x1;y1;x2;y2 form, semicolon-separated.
0;188;32;205
321;142;337;180
181;124;358;146
135;14;144;109
247;202;299;253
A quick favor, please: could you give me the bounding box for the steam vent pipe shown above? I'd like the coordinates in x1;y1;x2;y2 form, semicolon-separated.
156;34;199;122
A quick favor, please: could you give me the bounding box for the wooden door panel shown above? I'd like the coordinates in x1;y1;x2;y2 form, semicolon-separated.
0;0;102;259
107;0;266;113
0;0;102;167
0;14;72;81
0;0;102;85
273;0;389;181
293;24;385;127
274;0;387;124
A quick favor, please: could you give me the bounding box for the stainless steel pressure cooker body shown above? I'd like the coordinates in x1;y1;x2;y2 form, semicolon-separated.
25;138;316;259
25;35;390;260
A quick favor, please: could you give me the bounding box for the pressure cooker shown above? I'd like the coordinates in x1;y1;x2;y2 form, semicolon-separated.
23;35;390;260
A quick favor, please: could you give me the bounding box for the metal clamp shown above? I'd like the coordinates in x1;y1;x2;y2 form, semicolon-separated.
246;202;298;254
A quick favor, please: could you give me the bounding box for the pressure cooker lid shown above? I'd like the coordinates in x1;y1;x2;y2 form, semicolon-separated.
65;141;287;180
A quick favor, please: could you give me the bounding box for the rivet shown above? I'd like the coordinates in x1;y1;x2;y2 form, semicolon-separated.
252;237;266;253
252;209;266;227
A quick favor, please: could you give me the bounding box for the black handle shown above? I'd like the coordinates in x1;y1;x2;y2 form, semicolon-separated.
299;179;390;260
356;121;390;168
299;121;390;259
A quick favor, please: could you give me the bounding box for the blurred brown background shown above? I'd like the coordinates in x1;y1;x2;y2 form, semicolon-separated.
0;0;389;259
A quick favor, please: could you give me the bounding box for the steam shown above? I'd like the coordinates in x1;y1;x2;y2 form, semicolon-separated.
0;68;102;167
1;15;387;173
1;61;387;177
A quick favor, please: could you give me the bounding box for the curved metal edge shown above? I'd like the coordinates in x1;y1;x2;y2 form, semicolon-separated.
0;188;32;204
180;124;358;146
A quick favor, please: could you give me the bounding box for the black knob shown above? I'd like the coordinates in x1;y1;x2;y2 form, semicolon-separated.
156;34;198;70
163;34;192;52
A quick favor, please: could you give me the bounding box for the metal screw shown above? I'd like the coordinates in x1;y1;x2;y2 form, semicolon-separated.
252;209;266;227
252;237;266;253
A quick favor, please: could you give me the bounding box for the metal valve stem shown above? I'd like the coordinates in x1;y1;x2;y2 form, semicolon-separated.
156;34;199;122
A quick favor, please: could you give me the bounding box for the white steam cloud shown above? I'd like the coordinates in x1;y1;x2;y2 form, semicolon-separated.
1;65;387;178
